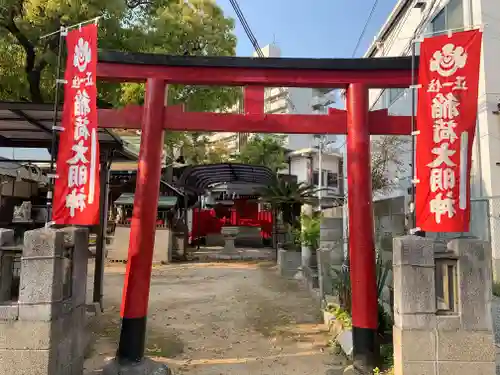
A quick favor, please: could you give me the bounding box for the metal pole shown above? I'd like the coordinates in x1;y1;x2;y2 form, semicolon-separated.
318;136;323;209
47;27;65;223
93;152;111;309
409;38;425;237
410;40;417;229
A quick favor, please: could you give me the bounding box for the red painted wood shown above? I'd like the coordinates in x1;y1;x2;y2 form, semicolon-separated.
120;79;166;320
368;109;412;135
97;63;413;88
346;83;378;330
98;105;411;135
99;105;144;129
244;86;265;114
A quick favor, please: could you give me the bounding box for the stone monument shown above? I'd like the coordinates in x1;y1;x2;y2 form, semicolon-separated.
219;226;240;255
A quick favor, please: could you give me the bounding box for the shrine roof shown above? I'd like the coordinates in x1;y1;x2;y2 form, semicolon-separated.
98;51;419;72
0;101;137;161
177;163;275;193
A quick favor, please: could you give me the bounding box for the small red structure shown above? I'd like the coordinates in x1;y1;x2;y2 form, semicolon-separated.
96;52;415;372
191;207;273;244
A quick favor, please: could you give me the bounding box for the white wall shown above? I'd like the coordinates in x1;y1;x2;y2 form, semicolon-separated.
288;156;309;183
282;153;342;196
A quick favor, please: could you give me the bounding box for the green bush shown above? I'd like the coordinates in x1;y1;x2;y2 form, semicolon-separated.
493;281;500;297
324;303;352;329
334;306;352;330
374;367;394;375
330;264;352;314
330;251;392;320
380;343;394;369
300;214;321;249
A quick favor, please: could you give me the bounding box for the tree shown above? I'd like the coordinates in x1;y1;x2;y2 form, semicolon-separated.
0;0;240;111
235;134;288;172
259;178;317;229
371;135;411;194
206;139;231;164
180;132;211;164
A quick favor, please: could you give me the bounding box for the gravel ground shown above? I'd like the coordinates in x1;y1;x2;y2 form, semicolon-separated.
84;261;345;375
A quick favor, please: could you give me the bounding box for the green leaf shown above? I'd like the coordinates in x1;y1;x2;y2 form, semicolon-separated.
234;135;288;172
0;0;240;108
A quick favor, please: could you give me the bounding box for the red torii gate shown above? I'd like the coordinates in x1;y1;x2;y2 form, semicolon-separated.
98;89;411;135
96;51;415;373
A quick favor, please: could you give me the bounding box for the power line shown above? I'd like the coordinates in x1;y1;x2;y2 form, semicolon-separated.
351;0;380;57
337;0;381;105
228;0;296;112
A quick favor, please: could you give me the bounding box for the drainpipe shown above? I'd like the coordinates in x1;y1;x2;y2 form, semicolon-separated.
318;137;323;209
308;154;314;186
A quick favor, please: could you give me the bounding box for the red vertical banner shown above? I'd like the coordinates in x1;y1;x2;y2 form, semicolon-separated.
53;24;100;225
416;29;482;232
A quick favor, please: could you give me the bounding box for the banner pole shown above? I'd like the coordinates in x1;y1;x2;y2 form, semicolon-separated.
46;27;66;224
39;16;101;40
409;38;425;237
410;39;416;228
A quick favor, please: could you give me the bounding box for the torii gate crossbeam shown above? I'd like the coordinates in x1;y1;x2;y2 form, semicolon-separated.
96;51;418;374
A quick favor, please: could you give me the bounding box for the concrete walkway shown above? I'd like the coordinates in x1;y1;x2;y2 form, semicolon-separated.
84;259;345;375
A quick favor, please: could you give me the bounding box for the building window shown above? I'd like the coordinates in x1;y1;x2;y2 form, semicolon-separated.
431;0;464;35
327;172;338;188
312;170;319;186
312;170;338;188
388;88;405;105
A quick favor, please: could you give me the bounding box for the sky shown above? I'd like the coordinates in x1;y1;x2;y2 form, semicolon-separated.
213;0;400;151
0;0;400;161
216;0;399;58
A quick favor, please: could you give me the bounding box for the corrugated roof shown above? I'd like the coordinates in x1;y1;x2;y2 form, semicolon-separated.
177;163;275;193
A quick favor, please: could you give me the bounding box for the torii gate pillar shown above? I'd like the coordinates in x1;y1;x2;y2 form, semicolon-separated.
346;83;378;372
117;78;166;363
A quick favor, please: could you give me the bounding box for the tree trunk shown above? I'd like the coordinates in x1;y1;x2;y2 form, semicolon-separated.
27;70;44;103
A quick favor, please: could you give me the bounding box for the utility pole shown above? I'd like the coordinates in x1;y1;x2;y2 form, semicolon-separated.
318;136;323;209
315;134;335;210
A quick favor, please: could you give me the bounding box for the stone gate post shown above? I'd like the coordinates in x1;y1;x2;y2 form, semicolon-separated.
317;216;343;299
0;227;89;375
393;235;496;375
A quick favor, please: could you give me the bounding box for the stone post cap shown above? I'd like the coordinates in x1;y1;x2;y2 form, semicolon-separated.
447;237;489;256
393;235;440;267
23;228;65;257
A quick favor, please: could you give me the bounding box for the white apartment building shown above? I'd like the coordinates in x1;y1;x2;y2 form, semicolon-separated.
258;44;337;151
365;0;500;274
209;44;336;152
